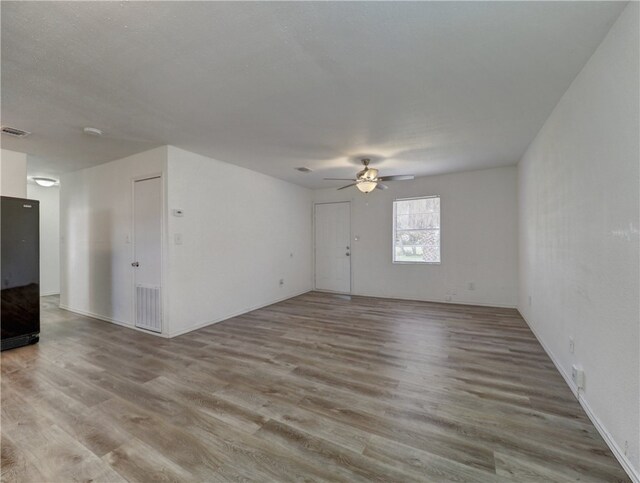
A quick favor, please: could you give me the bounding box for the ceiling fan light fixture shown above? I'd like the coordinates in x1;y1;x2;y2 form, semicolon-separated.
328;158;413;193
356;180;377;193
361;168;378;181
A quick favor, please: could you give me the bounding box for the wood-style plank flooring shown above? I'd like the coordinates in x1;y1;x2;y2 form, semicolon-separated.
1;292;630;482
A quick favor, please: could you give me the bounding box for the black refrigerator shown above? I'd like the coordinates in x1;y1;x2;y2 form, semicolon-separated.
1;196;40;350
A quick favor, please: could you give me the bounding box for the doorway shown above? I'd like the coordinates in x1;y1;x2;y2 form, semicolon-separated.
132;176;162;332
314;202;351;293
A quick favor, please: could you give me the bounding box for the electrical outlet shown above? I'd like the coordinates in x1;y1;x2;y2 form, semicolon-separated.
571;365;585;390
467;282;475;291
174;233;183;245
279;278;284;286
569;337;575;354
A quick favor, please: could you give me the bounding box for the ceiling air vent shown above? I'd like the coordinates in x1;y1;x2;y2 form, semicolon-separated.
295;167;312;173
1;126;31;137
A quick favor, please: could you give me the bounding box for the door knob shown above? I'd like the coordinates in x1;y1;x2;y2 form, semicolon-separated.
131;262;139;267
346;252;350;256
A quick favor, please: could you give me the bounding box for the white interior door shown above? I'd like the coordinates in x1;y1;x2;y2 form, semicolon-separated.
133;176;162;332
315;202;351;293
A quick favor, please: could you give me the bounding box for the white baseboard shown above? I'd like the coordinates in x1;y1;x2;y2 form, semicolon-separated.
580;392;640;483
58;304;170;338
59;289;312;339
40;291;60;297
347;291;517;309
519;310;639;483
167;289;312;338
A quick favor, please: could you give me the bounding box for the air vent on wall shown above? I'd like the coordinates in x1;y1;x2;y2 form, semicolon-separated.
1;126;31;137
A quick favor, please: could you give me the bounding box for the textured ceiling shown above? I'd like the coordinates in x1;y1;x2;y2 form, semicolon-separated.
1;1;626;188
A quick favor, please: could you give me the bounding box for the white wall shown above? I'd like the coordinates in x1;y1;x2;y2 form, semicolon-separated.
59;146;168;329
0;149;27;198
518;3;639;479
27;183;60;295
314;166;518;308
166;146;313;336
60;145;312;337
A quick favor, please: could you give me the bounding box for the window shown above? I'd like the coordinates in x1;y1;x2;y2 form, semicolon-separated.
393;196;440;263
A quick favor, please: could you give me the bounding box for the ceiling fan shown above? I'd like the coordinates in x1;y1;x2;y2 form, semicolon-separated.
324;158;415;193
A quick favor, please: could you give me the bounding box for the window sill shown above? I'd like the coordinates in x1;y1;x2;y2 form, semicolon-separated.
392;261;441;265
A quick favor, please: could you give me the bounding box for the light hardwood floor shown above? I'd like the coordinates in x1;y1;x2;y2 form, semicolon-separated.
1;292;630;482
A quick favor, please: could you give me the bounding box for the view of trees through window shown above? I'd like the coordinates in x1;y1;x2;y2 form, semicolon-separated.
393;196;440;263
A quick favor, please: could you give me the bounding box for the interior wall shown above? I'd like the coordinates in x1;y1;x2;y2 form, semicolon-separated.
59;146;168;329
27;183;60;295
314;165;518;307
0;148;27;198
166;146;313;336
518;3;639;478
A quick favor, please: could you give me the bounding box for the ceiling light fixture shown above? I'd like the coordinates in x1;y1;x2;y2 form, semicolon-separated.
83;127;103;136
326;158;413;193
356;179;378;193
361;168;378;180
356;162;379;193
32;177;58;187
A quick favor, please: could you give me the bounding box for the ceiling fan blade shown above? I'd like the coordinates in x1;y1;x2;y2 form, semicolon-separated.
337;183;357;190
324;178;357;181
378;175;415;181
376;183;389;190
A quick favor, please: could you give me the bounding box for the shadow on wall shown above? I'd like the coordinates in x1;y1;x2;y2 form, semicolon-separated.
88;209;113;318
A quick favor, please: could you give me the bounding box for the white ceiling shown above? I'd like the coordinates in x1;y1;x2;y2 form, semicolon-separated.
1;1;626;188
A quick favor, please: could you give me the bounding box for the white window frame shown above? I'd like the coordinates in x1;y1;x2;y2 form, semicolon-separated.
392;195;441;265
